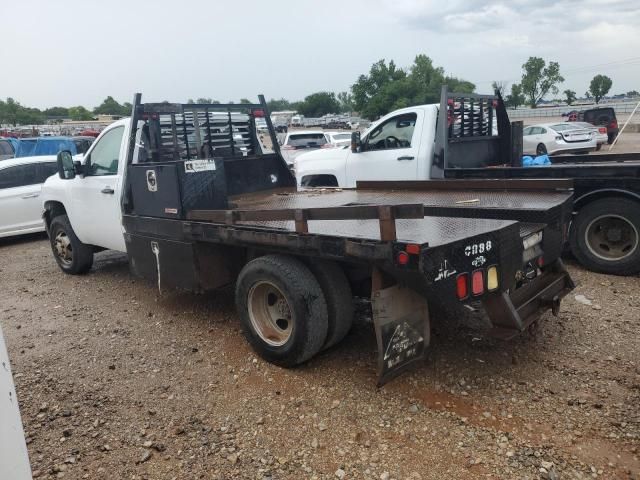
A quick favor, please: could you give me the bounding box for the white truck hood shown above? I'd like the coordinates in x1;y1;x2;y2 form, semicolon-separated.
294;146;350;185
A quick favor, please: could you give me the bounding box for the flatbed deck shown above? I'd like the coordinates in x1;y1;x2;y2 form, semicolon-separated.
218;183;570;246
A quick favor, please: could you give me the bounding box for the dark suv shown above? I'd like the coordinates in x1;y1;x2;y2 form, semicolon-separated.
573;107;618;144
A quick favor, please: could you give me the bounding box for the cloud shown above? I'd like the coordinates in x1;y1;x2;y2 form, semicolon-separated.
382;0;639;34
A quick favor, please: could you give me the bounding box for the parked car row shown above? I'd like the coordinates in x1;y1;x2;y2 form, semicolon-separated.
0;136;94;161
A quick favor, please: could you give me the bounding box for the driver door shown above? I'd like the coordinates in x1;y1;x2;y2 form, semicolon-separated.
346;111;421;186
71;125;126;251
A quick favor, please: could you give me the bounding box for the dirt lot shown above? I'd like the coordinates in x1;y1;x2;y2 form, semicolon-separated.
1;235;638;480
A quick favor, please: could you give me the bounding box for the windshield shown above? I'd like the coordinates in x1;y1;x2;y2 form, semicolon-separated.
286;133;327;147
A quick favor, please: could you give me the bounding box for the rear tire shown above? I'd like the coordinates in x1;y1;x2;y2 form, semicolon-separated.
49;215;94;274
307;260;354;349
536;143;547;156
570;198;640;275
607;132;617;144
235;255;328;367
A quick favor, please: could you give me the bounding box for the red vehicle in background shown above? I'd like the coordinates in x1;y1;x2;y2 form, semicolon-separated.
79;129;100;137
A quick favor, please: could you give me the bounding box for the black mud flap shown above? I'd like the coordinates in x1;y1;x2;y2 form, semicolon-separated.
483;259;575;339
372;285;430;386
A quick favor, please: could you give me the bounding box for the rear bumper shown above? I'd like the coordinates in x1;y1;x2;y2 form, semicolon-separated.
482;259;574;338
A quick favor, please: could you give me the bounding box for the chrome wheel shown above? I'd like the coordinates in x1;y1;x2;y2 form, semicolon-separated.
247;281;293;346
54;231;73;266
585;214;639;261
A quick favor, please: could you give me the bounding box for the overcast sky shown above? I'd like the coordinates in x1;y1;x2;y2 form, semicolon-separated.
2;0;639;108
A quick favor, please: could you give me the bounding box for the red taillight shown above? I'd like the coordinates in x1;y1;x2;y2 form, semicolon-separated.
609;120;618;129
472;270;484;296
456;274;469;300
598;127;607;134
396;251;410;265
537;256;545;267
252;109;265;117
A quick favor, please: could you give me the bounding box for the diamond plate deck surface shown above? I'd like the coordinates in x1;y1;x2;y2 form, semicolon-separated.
228;188;560;246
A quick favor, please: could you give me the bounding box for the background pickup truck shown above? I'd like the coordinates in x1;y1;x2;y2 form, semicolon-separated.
296;87;640;276
41;94;574;384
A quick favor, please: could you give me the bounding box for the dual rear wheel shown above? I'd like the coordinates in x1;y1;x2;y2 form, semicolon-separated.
235;255;353;367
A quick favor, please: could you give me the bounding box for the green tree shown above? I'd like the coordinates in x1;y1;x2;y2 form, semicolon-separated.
351;58;408;119
297;92;340;117
239;98;251;104
351;55;475;120
520;57;564;107
589;75;613;104
68;106;94;121
44;106;69;118
16;107;44;125
93;96;128;115
337;91;354;113
3;98;21;126
563;89;577;106
505;84;525;109
267;98;294;112
626;90;639;98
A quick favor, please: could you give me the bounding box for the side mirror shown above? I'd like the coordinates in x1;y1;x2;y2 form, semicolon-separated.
351;131;361;153
57;150;76;179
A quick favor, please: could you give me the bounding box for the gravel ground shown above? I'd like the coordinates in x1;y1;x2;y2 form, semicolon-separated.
1;235;638;480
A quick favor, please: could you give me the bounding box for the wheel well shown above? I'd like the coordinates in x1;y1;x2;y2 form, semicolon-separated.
43;201;67;231
574;190;640;211
300;175;338;188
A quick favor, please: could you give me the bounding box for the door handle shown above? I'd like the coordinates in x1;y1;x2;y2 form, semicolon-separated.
397;156;415;161
101;187;115;194
21;193;39;199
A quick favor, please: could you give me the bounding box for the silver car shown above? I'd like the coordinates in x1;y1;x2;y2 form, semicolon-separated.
523;123;597;156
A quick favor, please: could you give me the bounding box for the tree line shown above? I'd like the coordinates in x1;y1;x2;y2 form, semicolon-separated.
0;96;133;126
496;57;637;109
1;55;638;126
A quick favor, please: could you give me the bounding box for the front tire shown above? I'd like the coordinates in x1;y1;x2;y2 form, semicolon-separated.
570;198;640;275
49;215;94;274
235;255;328;367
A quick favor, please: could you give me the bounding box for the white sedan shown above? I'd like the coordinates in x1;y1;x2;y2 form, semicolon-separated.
324;131;352;148
523;123;597;156
571;121;608;150
0;155;58;238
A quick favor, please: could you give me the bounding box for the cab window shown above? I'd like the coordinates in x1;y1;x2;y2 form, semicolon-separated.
364;113;417;151
0;164;38;189
86;126;124;176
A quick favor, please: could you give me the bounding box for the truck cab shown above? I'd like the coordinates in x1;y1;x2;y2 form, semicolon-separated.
297;105;439;188
42;119;129;258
